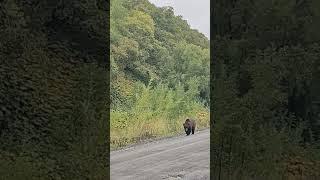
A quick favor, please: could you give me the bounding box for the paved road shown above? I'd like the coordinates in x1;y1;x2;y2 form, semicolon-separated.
111;129;210;180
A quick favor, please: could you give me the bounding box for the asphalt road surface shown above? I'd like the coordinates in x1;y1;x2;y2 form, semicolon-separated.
111;129;210;180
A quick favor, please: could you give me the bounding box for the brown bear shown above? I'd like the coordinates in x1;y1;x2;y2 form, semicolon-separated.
183;118;196;136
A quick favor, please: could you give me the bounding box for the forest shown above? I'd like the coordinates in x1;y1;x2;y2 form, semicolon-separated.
212;0;320;179
1;0;109;179
2;0;319;179
110;0;210;149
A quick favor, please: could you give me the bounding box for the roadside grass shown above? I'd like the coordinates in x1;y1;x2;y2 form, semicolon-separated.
111;81;210;150
110;108;209;150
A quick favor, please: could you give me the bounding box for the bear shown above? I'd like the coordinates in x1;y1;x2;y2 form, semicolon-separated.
183;118;196;136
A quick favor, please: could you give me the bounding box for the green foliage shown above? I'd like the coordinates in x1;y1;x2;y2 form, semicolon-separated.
212;0;320;179
1;0;108;179
111;83;209;149
124;10;155;37
110;0;210;149
0;152;48;180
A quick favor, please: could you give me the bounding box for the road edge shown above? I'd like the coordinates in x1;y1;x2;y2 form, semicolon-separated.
110;128;210;153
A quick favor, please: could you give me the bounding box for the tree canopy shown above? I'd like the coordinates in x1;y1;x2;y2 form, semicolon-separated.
1;0;108;179
212;0;320;179
111;0;210;110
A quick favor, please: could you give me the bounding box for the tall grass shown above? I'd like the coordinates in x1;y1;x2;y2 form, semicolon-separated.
110;83;209;149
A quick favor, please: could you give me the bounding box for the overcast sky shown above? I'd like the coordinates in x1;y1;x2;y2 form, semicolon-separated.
148;0;210;39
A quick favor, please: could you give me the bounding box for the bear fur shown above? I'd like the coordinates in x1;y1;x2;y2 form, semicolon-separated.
183;118;196;136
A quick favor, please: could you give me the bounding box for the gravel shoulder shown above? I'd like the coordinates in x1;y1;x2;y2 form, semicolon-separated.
111;129;210;180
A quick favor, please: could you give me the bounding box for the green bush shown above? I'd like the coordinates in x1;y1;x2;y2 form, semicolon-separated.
111;83;209;149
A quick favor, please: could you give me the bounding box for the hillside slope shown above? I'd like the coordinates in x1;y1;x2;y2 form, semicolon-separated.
110;0;210;148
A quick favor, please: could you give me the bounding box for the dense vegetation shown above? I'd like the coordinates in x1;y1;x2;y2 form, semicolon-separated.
110;0;210;149
0;0;108;179
212;0;320;179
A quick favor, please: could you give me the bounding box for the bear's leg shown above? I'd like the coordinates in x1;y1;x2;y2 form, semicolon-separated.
186;128;191;136
192;127;195;134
